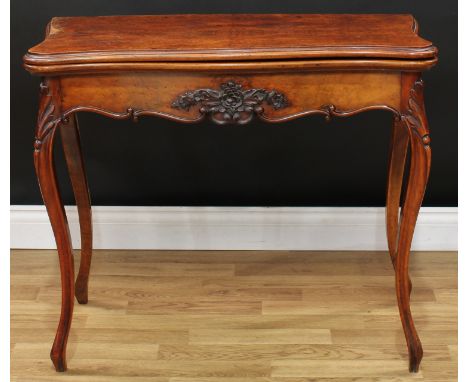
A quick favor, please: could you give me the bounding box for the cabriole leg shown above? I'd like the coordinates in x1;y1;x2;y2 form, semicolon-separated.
396;74;431;372
34;79;75;372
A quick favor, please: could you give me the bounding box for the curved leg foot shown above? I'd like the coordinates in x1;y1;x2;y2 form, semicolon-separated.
60;114;93;304
34;79;75;371
385;117;412;294
396;75;431;373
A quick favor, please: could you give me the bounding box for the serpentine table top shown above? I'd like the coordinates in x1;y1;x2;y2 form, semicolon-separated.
24;14;437;72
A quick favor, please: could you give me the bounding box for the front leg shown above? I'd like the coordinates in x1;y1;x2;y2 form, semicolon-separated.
396;74;431;372
34;78;75;372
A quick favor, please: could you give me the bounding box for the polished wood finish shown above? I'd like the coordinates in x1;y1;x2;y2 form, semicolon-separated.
11;250;458;380
24;14;438;74
25;14;436;64
33;78;75;372
396;73;432;372
24;58;439;75
60;114;92;304
24;14;438;373
59;72;401;124
386;117;409;266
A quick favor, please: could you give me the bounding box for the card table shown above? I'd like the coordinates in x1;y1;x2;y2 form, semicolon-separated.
24;14;438;372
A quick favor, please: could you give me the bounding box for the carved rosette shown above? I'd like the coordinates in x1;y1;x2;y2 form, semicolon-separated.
402;79;431;148
171;81;288;124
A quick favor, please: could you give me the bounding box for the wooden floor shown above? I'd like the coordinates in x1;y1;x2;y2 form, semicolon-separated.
11;249;457;381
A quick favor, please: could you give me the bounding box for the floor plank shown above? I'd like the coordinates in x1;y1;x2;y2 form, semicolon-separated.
11;249;457;380
189;329;332;344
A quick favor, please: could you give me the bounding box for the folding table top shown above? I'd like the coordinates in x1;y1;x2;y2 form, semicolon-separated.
24;14;438;73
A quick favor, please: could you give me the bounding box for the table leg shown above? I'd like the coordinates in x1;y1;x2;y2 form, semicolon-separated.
385;117;412;293
60;114;93;304
34;79;74;372
396;75;431;372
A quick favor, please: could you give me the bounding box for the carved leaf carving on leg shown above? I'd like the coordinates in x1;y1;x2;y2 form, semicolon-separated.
34;80;63;152
402;79;431;148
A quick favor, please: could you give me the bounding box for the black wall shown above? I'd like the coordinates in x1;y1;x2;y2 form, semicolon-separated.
11;1;457;207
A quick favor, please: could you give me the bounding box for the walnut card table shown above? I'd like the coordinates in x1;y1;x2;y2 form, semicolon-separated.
23;14;438;373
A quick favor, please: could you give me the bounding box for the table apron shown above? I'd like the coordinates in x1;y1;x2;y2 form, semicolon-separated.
58;71;402;123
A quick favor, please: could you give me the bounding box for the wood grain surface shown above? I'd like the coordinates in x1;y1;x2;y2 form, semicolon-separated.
11;249;457;381
26;15;436;62
23;14;438;74
59;71;401;123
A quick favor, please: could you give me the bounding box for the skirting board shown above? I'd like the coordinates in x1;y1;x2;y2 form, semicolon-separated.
10;206;457;251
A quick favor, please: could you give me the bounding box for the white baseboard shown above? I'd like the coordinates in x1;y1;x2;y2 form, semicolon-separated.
10;206;457;251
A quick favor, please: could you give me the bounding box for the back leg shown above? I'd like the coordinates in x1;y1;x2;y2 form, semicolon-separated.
60;114;93;304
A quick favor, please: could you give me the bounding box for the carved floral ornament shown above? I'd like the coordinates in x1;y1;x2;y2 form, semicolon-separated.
171;81;288;124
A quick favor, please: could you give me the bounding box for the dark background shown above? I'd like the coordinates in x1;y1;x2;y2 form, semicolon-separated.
11;1;457;207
